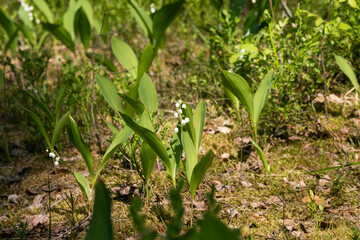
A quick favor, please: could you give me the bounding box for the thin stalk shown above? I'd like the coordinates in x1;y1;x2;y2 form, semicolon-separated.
48;175;52;240
190;198;194;227
268;24;279;69
146;181;149;212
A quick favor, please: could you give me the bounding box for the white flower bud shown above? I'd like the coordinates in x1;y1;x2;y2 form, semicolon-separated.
55;157;60;162
175;103;180;108
181;104;186;109
36;19;40;24
241;48;246;53
177;109;182;114
174;112;179;118
185;117;190;123
54;161;59;166
174;127;179;133
181;120;186;125
178;100;182;104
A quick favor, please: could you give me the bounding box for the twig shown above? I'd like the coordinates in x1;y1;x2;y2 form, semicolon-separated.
53;214;92;240
280;0;293;21
319;0;333;121
90;11;110;154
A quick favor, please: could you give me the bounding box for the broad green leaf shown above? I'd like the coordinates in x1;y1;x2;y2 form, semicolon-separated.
63;0;79;41
0;9;17;51
181;130;197;183
250;138;270;172
127;0;153;39
189;150;214;199
25;91;54;121
86;52;118;73
95;126;133;183
73;170;91;202
24;108;50;148
221;70;254;123
182;103;196;145
197;210;241;239
18;7;34;30
253;70;274;124
105;121;119;134
140;141;158;183
79;0;94;27
138;110;154;131
138;74;158;113
32;0;54;23
119;93;145;114
66;116;94;181
55;84;67;120
96;75;122;113
19;24;36;47
348;0;359;9
42;23;75;52
123;84;139;115
137;42;154;81
166;131;182;185
85;180;114;240
4;27;19;54
75;7;91;50
152;1;184;46
51;110;71;149
111;37;138;80
335;54;359;93
223;87;240;111
119;112;171;171
192;100;206;150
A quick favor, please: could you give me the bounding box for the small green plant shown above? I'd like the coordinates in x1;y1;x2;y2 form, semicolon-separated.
335;54;359;95
221;69;274;172
307;190;325;240
24;85;71;165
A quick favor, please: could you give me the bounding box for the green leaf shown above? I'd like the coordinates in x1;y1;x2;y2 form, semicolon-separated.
0;9;17;51
119;112;171;171
73;170;91;202
192;100;206;151
152;1;184;47
221;70;254;123
75;7;91;50
24;108;50;148
19;24;36;47
138;74;158;113
137;42;154;81
138;110;155;132
307;162;360;174
32;0;54;23
250;138;270;172
42;23;75;52
223;87;240;111
335;54;359;93
127;0;153;40
95;126;133;183
140;141;158;183
189;150;214;199
166;131;182;185
79;0;94;27
182;103;196;145
85;180;114;240
253;69;274;125
63;0;79;41
96;75;122;114
118;93;145;114
51;110;71;149
111;37;138;80
66;116;94;181
348;0;359;9
54;84;67;120
181;129;197;183
25;91;54;121
86;52;118;73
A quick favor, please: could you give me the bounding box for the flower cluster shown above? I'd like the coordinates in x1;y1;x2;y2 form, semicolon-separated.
20;0;40;24
173;99;190;133
48;151;60;166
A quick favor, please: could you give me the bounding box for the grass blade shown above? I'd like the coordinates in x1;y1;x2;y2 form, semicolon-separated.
73;170;91;202
250;138;270;172
181;129;197;183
